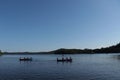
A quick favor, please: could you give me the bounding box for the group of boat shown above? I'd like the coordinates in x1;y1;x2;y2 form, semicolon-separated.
19;57;72;62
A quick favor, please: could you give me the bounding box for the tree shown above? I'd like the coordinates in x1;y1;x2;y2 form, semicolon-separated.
0;50;3;55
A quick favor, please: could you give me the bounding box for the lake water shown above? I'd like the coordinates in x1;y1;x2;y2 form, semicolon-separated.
0;54;120;80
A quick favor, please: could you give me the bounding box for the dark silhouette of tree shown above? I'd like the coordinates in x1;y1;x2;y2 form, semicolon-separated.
0;50;3;55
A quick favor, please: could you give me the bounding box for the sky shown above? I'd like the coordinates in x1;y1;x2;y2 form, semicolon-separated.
0;0;120;52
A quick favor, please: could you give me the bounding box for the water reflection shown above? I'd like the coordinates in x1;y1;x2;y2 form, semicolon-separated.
112;55;120;60
19;61;32;64
57;61;72;65
1;54;120;80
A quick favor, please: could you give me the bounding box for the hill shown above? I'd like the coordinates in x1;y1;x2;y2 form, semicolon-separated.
52;43;120;54
2;43;120;54
93;43;120;53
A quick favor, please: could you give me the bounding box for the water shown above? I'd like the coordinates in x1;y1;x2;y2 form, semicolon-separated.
0;54;120;80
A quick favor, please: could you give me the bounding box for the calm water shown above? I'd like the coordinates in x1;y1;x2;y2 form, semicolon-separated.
0;54;120;80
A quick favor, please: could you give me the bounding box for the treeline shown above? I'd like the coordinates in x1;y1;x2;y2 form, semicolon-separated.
52;43;120;54
93;43;120;53
51;48;93;54
0;50;3;55
2;43;120;54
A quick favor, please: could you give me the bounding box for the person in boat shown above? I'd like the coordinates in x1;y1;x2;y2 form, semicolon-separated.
62;57;64;61
66;57;68;60
69;57;72;61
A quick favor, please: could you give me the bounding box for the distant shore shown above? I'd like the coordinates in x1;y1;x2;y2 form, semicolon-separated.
2;43;120;54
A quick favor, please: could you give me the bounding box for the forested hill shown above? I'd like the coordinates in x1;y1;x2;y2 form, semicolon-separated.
2;43;120;54
93;43;120;53
52;43;120;54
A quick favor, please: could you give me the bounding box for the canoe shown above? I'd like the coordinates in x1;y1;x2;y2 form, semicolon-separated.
57;59;72;62
19;57;32;61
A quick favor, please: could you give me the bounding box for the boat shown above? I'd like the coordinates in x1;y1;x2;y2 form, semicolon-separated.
19;57;32;61
57;57;72;62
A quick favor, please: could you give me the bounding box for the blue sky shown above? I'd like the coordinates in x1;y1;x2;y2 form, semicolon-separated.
0;0;120;52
